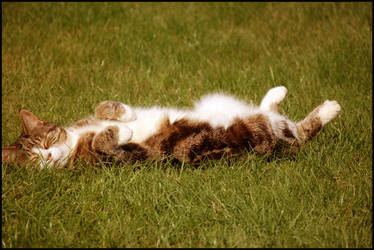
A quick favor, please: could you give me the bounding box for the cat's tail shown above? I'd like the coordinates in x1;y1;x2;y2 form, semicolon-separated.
296;100;341;142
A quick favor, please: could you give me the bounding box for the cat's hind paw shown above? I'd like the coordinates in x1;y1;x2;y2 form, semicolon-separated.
266;86;288;103
260;86;287;112
318;100;341;126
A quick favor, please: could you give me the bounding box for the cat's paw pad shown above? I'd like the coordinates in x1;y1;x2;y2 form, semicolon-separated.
117;124;133;145
318;100;341;126
266;86;288;103
95;101;137;122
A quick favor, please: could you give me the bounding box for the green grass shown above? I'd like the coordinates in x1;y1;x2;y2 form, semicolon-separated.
2;2;372;248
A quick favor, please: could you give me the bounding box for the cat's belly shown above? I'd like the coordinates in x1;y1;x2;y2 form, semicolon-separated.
126;108;171;143
126;120;160;143
126;106;265;143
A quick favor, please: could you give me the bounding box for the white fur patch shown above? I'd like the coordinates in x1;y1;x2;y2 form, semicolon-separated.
191;93;258;128
318;100;341;126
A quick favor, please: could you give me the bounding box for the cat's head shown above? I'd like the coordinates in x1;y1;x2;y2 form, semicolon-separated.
2;110;69;168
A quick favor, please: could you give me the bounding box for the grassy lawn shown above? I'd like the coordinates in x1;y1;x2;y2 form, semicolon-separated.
2;2;372;247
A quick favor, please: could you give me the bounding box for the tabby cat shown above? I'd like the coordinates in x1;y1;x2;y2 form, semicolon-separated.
2;86;341;168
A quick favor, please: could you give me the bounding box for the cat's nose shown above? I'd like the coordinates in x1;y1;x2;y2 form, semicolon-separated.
47;152;53;161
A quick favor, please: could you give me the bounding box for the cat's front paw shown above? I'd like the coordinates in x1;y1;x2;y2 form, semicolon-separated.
318;100;341;126
95;101;137;122
92;124;132;153
117;124;133;145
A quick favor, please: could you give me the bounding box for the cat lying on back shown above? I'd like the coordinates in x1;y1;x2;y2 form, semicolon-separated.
2;86;341;168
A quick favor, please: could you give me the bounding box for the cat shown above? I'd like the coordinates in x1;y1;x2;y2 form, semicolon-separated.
2;86;341;168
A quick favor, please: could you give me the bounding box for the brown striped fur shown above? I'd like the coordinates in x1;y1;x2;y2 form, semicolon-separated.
103;114;287;164
68;132;97;167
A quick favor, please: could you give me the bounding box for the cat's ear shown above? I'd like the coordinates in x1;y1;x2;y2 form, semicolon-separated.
19;109;43;135
2;145;27;163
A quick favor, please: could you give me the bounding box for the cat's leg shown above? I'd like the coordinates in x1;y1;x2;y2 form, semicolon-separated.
95;101;137;122
92;124;133;154
296;100;341;142
260;86;288;113
92;125;150;163
267;100;341;151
